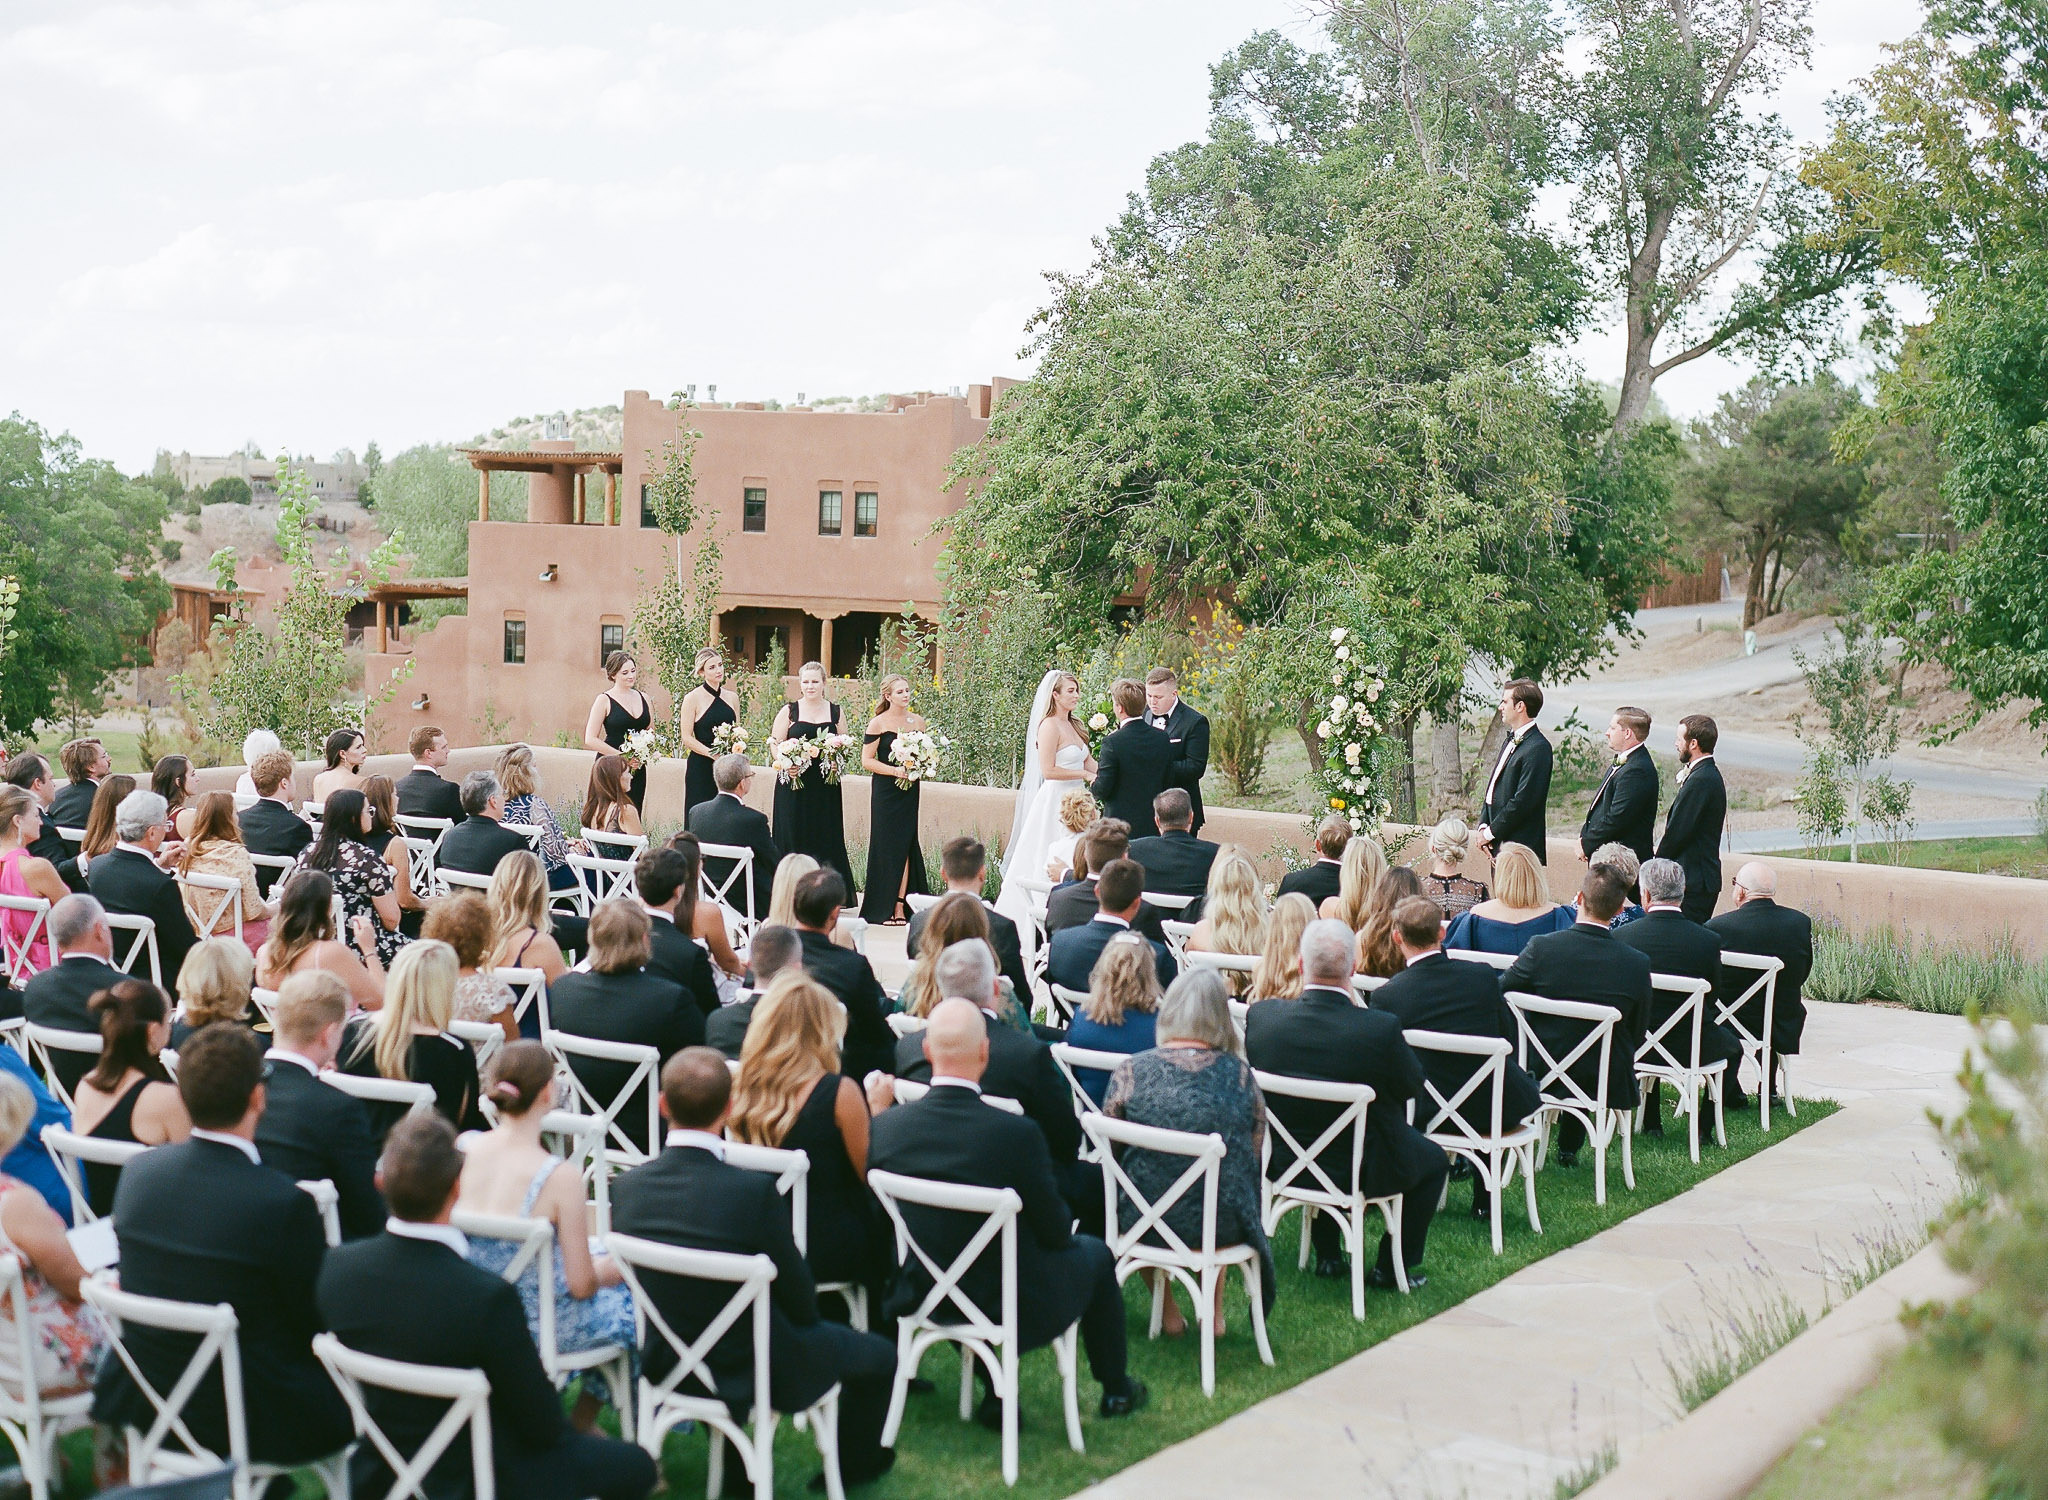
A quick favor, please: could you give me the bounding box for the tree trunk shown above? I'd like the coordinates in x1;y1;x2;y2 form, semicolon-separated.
1428;714;1463;822
1393;715;1418;825
1471;708;1506;801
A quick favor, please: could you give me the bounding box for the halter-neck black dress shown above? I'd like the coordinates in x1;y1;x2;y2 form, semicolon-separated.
859;727;930;923
601;690;652;811
684;691;737;822
772;704;857;898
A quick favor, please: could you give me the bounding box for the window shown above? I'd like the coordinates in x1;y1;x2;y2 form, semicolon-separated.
502;619;526;664
600;623;624;663
818;490;842;535
743;487;767;532
854;490;878;537
639;484;657;528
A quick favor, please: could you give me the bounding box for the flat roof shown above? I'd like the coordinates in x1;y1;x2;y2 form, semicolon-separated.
458;448;623;473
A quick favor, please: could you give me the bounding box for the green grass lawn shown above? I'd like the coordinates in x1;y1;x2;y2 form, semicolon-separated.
1743;1354;1980;1500
1810;835;2048;881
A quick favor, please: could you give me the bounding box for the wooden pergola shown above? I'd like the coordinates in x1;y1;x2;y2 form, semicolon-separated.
361;577;468;655
458;448;625;525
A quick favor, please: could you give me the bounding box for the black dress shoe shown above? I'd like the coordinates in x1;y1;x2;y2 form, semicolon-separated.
1469;1196;1492;1220
1100;1379;1149;1418
812;1451;896;1491
1556;1149;1579;1169
1369;1265;1426;1291
906;1376;936;1395
975;1392;1003;1431
1314;1255;1348;1279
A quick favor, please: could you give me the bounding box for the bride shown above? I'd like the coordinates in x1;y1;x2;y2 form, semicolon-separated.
1001;669;1097;893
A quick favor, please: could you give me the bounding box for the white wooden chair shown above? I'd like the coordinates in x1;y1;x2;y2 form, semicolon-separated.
1637;974;1728;1162
1142;891;1197;915
40;1124;143;1224
246;852;297;901
448;1020;505;1072
584;830;649;863
1047;1042;1124;1125
723;1142;868;1331
1716;950;1792;1128
0;1254;94;1500
300;801;326;823
1046;984;1087;1028
1403;1029;1543;1255
495;966;549;1033
1352;973;1387;999
472;1103;614;1232
1252;1072;1406;1317
904;893;941;915
104;913;160;986
1184;951;1257;983
1082;1114;1275;1398
0;895;52;986
887;1079;1024;1114
501;822;544;852
607;1234;847;1500
885;1012;926;1040
23;1026;101;1112
1159;920;1196;971
232;794;258;812
432;868;494;899
564;853;636;914
393;815;453;900
697;841;758;946
836;915;869;956
299;1178;343;1248
869;1169;1084;1486
1445;948;1515;971
544;1033;660;1169
84;1275;352;1500
249;987;280;1028
314;1333;494;1500
176;873;243;942
322;1070;436;1118
1505;993;1633;1204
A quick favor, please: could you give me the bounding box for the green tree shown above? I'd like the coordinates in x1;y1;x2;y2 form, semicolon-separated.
202;475;252;506
629;422;720;745
371;445;526;581
1790;616;1911;862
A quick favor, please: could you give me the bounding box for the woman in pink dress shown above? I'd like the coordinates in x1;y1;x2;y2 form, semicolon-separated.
0;787;69;978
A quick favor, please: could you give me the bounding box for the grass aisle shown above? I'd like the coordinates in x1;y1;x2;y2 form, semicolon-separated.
657;1101;1836;1499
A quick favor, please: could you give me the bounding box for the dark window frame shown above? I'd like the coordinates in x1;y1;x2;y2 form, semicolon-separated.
600;622;624;664
503;618;527;664
818;489;843;536
854;490;878;537
743;487;767;533
639;483;657;528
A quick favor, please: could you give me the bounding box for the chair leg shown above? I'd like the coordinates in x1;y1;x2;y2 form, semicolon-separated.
1779;1055;1797;1115
1380;1197;1408;1293
1349;1203;1366;1319
1246;1261;1274;1367
706;1429;725;1500
1592;1120;1608;1207
1487;1152;1505;1255
810;1393;845;1500
1198;1264;1218;1397
1684;1077;1702;1163
608;1352;636;1443
1521;1144;1543;1235
1147;1271;1166;1340
959;1343;976;1422
1619;1110;1635;1191
880;1326;915;1448
1298;1205;1314;1271
1056;1323;1085;1454
1757;1047;1772;1132
1001;1345;1020;1488
752;1414;776;1500
1711;1072;1728;1148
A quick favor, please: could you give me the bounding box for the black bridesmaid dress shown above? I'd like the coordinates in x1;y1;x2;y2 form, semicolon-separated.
684;691;737;823
772;705;857;898
601;692;653;812
859;728;929;923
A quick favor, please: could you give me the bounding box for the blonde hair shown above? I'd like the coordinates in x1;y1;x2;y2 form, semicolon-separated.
905;892;991;1018
728;973;844;1147
0;1075;36;1159
1058;787;1098;834
1429;817;1472;867
493;743;539;801
767;853;819;930
1251;892;1316;1001
1083;932;1162;1028
273;970;349;1046
587;899;652;974
1332;836;1389;932
1202;848;1265;957
487;851;550;965
694;648;723;677
1492;842;1552;910
361;940;456;1081
176;938;255;1028
872;674;910;716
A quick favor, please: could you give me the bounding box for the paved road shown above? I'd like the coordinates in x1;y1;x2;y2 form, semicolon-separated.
1730;816;2039;854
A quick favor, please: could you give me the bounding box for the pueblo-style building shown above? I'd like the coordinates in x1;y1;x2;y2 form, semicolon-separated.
367;381;1016;747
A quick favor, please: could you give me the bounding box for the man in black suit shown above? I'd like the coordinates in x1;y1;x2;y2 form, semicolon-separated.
238;749;313;896
1044;859;1174;993
1499;865;1650;1166
255;971;385;1239
1707;862;1814;1085
47;738;107;852
907;837;1031;1001
394;725;465;824
1045;823;1168;944
436;771;533;878
94;1025;354;1467
634;847;720;1019
1616;859;1748;1125
703;925;802;1059
868;1001;1147;1421
1579;706;1659;868
791;871;895;1079
613;1050;898;1488
3;753;69;870
1127;788;1219;917
1479;678;1554;863
22;895;124;1095
85;789;198;988
1245;919;1450;1286
1656;714;1727;923
1144;667;1211;834
1278;815;1350;905
1090;678;1180;840
685;754;781;919
320;1113;656;1500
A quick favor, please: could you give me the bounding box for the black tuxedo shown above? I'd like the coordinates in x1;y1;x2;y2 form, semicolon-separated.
1277;858;1343;906
1044;877;1168;945
394;768;465;825
547;969;702;1153
1656;759;1727;923
1706;898;1813;1058
644;911;719;1019
1580;744;1659;865
319;1231;654;1500
25;817;68;872
254;1055;385;1240
611;1145;896;1477
892;1009;1079;1170
1368;954;1540;1130
237;798;314;896
703;995;757;1059
48;782;97;849
686;793;781;919
95;1138;352;1465
1127;830;1219;916
1615;909;1745;1083
436;814;530;879
1089;719;1180;839
22;954;122;1096
1500;923;1650;1118
1045;915;1175;993
794;929;895;1079
1481;726;1553;863
1147;699;1211;833
87;847;198;986
907;897;1031;1004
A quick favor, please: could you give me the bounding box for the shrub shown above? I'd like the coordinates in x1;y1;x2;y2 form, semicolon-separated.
1183;615;1275;796
1809;923;2048;1019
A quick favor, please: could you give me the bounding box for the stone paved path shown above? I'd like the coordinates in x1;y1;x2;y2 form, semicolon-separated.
1076;1002;1968;1500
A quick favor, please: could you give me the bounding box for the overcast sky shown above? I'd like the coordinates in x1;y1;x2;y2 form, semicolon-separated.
3;0;1922;473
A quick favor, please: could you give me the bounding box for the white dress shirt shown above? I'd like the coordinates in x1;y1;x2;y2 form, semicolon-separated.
385;1219;470;1256
929;1076;983;1094
189;1128;261;1164
665;1128;727;1157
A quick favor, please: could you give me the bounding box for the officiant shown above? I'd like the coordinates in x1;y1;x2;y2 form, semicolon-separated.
1144;668;1210;834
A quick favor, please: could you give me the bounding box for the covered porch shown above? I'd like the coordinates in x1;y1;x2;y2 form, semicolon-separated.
459;443;625;525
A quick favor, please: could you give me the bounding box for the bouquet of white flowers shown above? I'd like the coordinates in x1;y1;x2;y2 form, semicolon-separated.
814;732;859;785
769;736;820;786
888;729;951;789
621;727;665;772
710;723;750;759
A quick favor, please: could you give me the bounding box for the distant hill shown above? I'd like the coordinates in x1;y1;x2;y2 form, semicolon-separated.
468;406;623;450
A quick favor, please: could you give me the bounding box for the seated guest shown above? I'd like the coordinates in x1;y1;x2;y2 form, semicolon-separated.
1617;858;1748;1126
343;940;485;1134
1244;919;1450;1288
71;980;190;1217
0;786;70;969
0;1072;109;1394
422;893;517;1042
1045;858;1174;993
22;897;125;1064
613;1049;899;1488
311;727;369;805
437;772;534;879
1706;862;1815;1092
320;1113;657;1500
1245;893;1317;1003
1127;789;1220;915
685;754;781;920
790;871;895;1079
3;752;69;871
1279;813;1351;907
1044;787;1098;884
1443;842;1574;955
581;754;644;858
1500;865;1650;1167
1066;933;1162;1104
172;938;258;1047
238;749;314;895
1318;832;1389;928
152;755;199;842
175;791;276;950
1591;842;1647;927
900;893;1028;1031
634;847;720;1020
87;790;200;987
546;900;701;1153
703;925;801;1059
728;974;890;1314
1356;867;1427;979
256;871;386;1013
47;740;106;851
292;790;406;969
1423;817;1489;921
868;1002;1147;1421
69;775;137;884
765;851;818;931
458;1043;636;1428
395;725;465;824
0;1043;76;1225
661;835;746;987
361;775;424;936
1046;821;1166;942
487;851;571;988
256;971;384;1240
94;1024;355;1468
907;836;1031;1002
233;730;283;800
496;743;578;892
1183;848;1267;995
1104;969;1272;1336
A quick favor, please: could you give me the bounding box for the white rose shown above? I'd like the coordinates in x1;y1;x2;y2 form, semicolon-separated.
1334;644;1351;661
1330;627;1347;644
1332;671;1344;685
1331;694;1349;713
1316;720;1333;738
1367;681;1382;702
1089;712;1108;731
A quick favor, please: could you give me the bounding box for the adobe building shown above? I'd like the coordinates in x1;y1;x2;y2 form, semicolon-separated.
367;381;1017;747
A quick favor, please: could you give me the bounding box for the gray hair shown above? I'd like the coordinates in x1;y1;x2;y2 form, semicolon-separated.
241;729;282;766
1639;857;1686;906
713;753;752;793
1299;918;1357;985
459;771;499;817
934;938;997;1004
115;790;168;842
1156;969;1239;1056
1590;841;1640;885
1734;861;1777;897
48;894;106;951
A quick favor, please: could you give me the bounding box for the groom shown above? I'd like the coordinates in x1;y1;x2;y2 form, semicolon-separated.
1093;678;1181;839
1144;667;1211;835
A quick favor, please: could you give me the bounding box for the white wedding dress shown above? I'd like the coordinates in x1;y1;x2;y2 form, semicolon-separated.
1006;743;1088;887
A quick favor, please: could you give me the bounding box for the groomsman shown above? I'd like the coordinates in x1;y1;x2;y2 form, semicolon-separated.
1478;679;1553;863
1579;706;1658;867
1144;668;1211;835
1091;680;1179;840
1656;715;1727;923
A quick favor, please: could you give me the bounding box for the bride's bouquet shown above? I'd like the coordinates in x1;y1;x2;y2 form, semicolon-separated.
888;729;951;789
621;727;665;772
710;722;751;759
814;732;858;785
770;736;820;786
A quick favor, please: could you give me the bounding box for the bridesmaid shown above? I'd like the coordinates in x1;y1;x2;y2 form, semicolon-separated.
582;652;652;813
310;729;368;804
676;648;740;823
770;662;857;898
858;674;931;925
